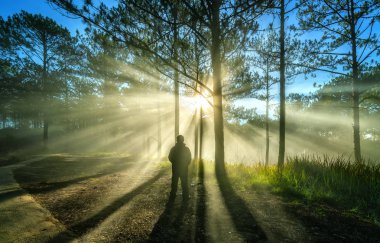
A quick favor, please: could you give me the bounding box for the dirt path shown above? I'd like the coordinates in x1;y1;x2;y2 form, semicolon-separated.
0;157;70;242
200;164;262;242
3;156;380;242
196;163;311;243
67;161;168;242
241;189;310;241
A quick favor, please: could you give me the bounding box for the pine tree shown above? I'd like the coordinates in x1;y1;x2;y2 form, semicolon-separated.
297;0;380;162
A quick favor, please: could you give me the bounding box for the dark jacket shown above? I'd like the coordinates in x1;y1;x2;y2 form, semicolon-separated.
168;142;191;173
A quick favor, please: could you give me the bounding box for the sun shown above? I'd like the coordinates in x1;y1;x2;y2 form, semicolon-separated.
182;94;211;112
194;94;210;110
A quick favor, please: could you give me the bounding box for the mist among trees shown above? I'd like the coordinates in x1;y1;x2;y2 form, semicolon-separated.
1;1;380;242
1;0;379;167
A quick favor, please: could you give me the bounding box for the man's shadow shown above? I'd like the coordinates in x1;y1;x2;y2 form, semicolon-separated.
150;159;208;243
150;161;265;242
149;200;189;242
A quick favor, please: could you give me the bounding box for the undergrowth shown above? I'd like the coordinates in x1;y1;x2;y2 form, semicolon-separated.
226;155;380;224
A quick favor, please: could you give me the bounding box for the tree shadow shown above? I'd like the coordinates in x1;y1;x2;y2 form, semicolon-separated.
21;173;114;194
0;189;24;203
48;170;165;242
216;167;267;242
283;196;380;242
3;168;129;204
6;156;136;203
195;159;207;242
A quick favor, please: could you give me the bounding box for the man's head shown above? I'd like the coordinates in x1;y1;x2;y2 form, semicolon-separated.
176;135;184;143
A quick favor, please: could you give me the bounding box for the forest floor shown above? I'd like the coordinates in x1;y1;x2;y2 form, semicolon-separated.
1;154;380;242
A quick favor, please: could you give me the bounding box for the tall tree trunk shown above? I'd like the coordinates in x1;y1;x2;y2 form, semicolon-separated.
64;67;70;132
157;86;162;159
194;31;200;162
173;3;179;141
193;81;199;161
43;120;49;141
194;106;199;161
65;83;69;120
265;61;270;167
42;31;49;146
277;0;286;170
174;68;179;138
1;111;6;128
64;81;69;152
349;0;361;162
198;76;204;161
211;0;225;175
199;106;204;160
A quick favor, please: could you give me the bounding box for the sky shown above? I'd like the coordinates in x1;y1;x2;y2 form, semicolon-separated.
0;0;86;33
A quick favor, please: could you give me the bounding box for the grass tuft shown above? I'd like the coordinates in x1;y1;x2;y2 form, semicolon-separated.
226;155;380;223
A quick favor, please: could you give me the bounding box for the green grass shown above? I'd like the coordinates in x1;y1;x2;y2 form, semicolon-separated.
225;155;380;223
158;161;171;169
226;163;273;190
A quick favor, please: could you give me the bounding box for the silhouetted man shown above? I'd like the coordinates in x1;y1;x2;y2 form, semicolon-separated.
168;135;191;201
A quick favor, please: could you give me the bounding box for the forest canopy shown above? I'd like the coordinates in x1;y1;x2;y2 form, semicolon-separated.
1;0;379;167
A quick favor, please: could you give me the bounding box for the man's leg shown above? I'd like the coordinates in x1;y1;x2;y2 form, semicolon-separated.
170;171;179;200
180;172;189;201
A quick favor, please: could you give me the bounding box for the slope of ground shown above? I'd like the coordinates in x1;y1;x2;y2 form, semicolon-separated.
0;157;71;242
2;155;379;242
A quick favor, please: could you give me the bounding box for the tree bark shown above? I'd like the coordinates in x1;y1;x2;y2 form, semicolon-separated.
1;111;6;129
199;106;203;160
198;73;204;162
349;0;361;162
157;89;162;159
265;61;270;167
42;31;49;145
173;3;179;141
211;0;225;175
174;68;179;138
194;106;199;161
277;0;286;170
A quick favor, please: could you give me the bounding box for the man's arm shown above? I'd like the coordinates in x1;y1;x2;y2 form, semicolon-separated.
186;147;192;165
168;147;174;163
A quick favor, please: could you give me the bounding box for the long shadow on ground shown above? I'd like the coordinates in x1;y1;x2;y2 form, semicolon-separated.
17;173;112;194
48;170;165;242
10;157;135;204
0;189;25;204
216;167;267;242
149;200;190;242
285;199;380;242
149;160;208;243
195;159;207;242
